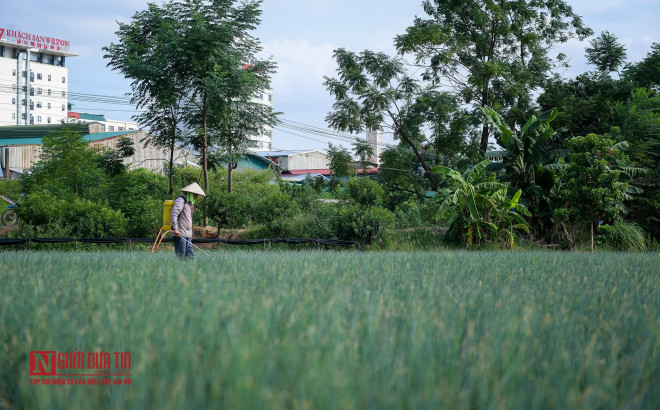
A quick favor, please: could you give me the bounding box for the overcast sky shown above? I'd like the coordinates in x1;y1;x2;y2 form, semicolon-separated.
3;0;658;152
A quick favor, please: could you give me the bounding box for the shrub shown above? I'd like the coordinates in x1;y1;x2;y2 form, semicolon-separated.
63;199;128;237
280;202;339;239
18;190;65;226
344;177;384;206
394;200;424;228
118;197;161;237
251;190;296;237
598;220;647;251
337;205;394;244
0;179;23;201
19;191;127;237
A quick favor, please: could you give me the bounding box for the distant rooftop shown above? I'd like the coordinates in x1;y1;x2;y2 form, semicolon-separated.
0;124;137;146
68;112;107;122
255;150;323;157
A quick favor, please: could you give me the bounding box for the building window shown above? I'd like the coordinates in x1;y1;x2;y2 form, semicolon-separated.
22;71;26;78
48;89;51;96
37;101;42;108
29;87;34;97
30;72;34;82
61;91;65;98
61;104;65;111
118;127;125;131
268;94;272;102
12;84;16;91
129;128;135;131
62;76;66;83
48;74;51;81
48;102;51;109
12;69;16;77
12;98;16;105
259;93;264;100
21;114;26;120
12;113;16;120
109;126;115;131
22;100;26;106
47;117;51;123
37;116;42;123
37;73;42;80
37;88;43;95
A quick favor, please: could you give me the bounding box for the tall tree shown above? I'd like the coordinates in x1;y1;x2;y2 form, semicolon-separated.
585;31;627;76
395;0;592;154
174;0;276;195
104;2;191;196
324;49;466;190
104;0;277;199
556;134;631;251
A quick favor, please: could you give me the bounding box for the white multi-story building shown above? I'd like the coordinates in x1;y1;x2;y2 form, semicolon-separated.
0;27;76;126
247;89;274;151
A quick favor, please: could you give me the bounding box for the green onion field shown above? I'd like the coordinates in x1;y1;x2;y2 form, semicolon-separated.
1;250;658;409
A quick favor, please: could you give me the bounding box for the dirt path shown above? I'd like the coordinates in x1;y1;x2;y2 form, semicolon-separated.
0;194;15;205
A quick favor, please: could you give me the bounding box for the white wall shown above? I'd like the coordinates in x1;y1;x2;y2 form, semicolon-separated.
0;51;69;126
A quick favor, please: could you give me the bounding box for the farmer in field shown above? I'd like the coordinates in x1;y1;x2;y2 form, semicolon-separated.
170;182;206;259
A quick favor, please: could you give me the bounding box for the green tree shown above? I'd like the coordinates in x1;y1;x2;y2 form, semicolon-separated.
175;0;276;195
98;137;136;177
585;31;627;76
396;0;592;154
324;49;468;190
104;0;278;200
623;42;660;90
352;137;375;175
104;2;190;196
202;65;279;193
327;143;354;181
31;126;99;199
556;134;631;251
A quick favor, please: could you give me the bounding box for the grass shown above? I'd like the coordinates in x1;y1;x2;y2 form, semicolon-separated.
0;179;21;202
0;250;658;409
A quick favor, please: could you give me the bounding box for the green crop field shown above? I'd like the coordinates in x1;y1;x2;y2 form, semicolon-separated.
0;250;658;409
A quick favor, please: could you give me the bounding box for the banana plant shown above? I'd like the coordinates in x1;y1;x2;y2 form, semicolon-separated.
433;160;531;247
481;106;567;189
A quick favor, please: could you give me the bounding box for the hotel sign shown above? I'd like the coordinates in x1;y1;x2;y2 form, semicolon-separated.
0;27;70;52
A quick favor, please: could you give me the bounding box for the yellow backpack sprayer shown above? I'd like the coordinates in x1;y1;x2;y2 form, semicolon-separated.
151;200;174;253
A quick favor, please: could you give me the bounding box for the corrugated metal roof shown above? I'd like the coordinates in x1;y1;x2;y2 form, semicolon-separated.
254;150;320;157
0;130;137;146
0;123;90;138
83;131;136;141
78;113;107;121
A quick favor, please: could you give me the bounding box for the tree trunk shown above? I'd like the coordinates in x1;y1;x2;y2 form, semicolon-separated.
387;109;439;189
227;144;233;193
202;98;209;226
73;158;79;199
168;135;175;197
480;84;491;154
590;221;594;252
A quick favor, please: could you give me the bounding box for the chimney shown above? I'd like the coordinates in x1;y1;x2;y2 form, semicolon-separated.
366;128;382;165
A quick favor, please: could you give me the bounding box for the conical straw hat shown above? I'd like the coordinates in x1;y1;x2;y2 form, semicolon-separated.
181;182;206;196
